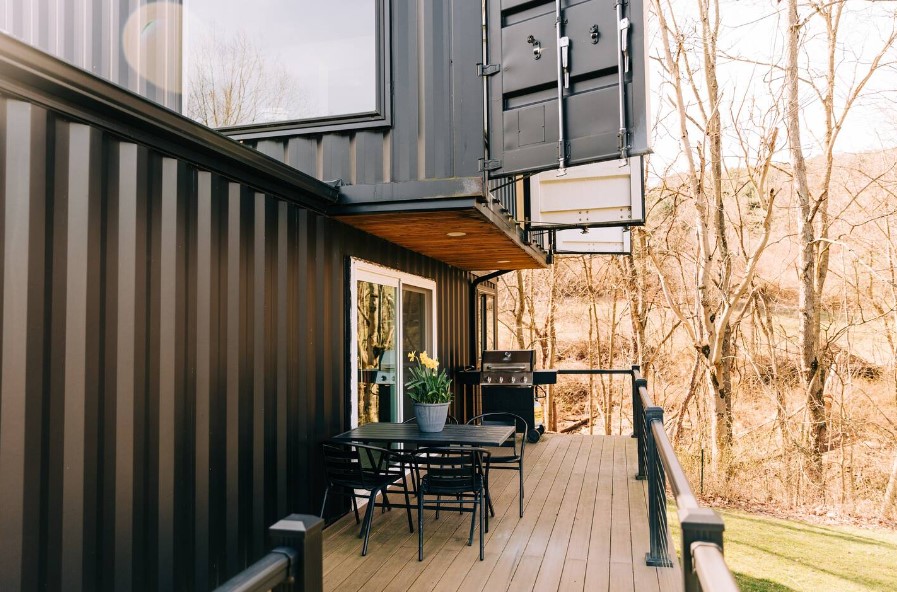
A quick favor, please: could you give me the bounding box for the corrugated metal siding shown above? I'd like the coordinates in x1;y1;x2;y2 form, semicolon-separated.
1;0;486;191
0;0;181;110
0;95;473;591
244;0;484;187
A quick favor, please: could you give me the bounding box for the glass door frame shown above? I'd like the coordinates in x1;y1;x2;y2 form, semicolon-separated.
349;259;437;428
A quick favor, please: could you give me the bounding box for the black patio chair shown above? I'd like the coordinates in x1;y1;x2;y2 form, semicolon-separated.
320;442;415;556
466;412;528;518
413;447;490;561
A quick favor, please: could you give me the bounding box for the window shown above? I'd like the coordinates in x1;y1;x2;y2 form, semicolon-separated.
183;0;390;136
350;260;437;428
477;288;497;363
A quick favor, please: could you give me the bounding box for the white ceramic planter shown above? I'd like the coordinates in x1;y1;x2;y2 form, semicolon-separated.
413;402;450;432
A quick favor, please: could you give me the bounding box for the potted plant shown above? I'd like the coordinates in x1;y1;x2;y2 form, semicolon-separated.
406;351;453;432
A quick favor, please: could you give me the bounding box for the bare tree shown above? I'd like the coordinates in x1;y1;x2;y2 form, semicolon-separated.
186;31;302;127
784;0;897;482
651;0;782;472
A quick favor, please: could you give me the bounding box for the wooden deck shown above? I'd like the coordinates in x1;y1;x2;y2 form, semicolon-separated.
322;434;683;592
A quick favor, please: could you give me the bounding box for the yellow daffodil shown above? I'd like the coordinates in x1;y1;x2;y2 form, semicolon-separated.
406;350;452;404
419;352;439;370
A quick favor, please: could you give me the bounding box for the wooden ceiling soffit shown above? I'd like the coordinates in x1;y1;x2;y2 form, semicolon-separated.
335;204;549;271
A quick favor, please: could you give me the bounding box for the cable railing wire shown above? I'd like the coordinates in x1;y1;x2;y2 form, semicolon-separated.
543;366;734;590
630;366;736;592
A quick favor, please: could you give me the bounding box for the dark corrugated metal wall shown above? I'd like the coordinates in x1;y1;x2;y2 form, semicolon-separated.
0;96;472;591
245;0;484;187
2;0;486;191
0;0;181;110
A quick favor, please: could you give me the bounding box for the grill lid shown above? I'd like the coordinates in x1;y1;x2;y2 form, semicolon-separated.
480;350;535;386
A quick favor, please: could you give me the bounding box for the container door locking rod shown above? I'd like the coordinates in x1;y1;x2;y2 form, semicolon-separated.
616;0;631;159
555;0;569;176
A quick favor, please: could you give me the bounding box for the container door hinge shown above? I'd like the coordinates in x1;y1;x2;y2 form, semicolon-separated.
478;158;502;172
476;63;501;77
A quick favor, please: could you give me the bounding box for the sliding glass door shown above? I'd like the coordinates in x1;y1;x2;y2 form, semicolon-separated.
400;286;433;421
355;280;398;425
351;261;436;427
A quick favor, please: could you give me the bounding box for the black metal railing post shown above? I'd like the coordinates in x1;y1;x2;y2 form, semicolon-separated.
631;366;647;480
644;405;673;567
680;507;726;592
268;514;324;592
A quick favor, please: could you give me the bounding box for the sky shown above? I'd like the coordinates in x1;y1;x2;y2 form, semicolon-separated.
648;0;897;175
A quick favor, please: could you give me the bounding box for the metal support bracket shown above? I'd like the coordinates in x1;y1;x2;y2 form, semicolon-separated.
476;63;501;77
478;158;502;172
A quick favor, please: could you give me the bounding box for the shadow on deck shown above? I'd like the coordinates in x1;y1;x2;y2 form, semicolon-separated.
322;434;683;592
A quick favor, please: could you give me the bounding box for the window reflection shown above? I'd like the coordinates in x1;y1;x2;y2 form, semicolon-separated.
184;0;377;127
357;281;397;425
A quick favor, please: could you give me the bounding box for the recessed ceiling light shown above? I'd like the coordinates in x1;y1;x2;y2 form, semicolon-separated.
497;260;511;264
446;231;467;237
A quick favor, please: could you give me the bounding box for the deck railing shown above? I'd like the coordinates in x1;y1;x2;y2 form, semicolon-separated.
487;176;519;222
486;177;553;254
212;515;324;592
631;366;739;592
553;367;738;591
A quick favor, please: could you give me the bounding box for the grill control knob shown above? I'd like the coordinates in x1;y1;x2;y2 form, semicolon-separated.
499;376;504;383
486;376;492;383
511;376;517;383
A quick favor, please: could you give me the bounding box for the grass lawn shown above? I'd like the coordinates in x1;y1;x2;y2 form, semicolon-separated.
670;507;897;591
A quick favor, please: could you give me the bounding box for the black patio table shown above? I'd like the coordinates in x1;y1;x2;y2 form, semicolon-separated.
330;422;515;448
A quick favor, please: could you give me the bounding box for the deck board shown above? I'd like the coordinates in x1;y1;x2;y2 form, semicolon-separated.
322;435;682;592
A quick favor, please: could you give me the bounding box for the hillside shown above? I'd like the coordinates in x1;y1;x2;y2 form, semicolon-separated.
497;148;897;525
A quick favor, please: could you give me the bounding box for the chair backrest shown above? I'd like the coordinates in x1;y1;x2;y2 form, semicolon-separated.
322;442;366;488
413;447;489;492
322;442;397;489
466;412;527;457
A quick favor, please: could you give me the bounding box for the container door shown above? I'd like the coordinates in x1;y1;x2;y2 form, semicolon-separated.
528;156;645;227
485;0;649;177
552;226;632;254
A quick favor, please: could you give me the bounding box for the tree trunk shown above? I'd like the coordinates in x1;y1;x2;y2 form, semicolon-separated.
514;271;527;349
583;257;596;435
620;229;648;372
547;263;559;432
705;326;733;473
786;0;826;482
881;449;897;520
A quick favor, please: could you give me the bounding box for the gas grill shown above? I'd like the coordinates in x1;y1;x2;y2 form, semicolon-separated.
471;350;556;443
481;350;535;387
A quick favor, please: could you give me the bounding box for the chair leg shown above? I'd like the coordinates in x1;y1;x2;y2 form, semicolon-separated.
435;495;441;519
417;493;425;561
352;495;361;524
518;464;525;517
357;494;366;538
467;496;476;546
402;472;414;533
360;489;378;556
485;474;495;517
479;488;485;560
485;489;490;533
320;486;330;519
